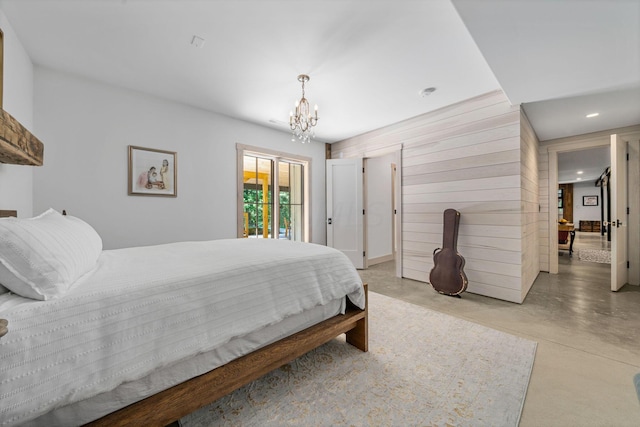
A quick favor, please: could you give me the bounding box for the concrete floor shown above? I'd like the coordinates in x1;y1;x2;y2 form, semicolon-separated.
359;232;640;426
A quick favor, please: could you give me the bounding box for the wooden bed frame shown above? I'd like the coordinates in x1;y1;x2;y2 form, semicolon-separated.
85;283;368;427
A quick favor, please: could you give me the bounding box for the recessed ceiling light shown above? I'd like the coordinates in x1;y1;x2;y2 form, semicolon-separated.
586;112;599;118
419;87;436;97
576;177;582;181
577;171;583;174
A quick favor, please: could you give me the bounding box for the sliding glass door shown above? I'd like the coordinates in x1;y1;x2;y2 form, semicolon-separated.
278;161;304;241
238;146;309;242
243;155;273;238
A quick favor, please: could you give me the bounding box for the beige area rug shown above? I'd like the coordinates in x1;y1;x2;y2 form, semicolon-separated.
180;292;537;427
578;248;611;264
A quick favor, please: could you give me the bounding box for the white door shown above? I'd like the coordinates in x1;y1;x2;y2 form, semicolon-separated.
610;134;628;291
326;158;364;269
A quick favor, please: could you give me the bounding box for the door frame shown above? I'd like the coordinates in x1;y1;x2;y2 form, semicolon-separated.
547;138;610;274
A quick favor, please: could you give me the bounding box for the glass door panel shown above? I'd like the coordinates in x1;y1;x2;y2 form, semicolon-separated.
278;161;304;241
243;155;273;238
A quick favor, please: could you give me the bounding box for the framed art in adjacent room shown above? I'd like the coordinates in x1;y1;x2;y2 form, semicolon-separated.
128;145;177;197
582;195;598;206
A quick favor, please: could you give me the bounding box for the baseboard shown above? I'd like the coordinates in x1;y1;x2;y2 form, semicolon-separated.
367;254;394;266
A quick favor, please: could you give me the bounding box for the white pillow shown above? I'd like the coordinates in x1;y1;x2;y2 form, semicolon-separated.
0;209;102;300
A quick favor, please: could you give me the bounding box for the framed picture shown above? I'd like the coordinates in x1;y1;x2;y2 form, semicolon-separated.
128;145;177;197
583;195;598;206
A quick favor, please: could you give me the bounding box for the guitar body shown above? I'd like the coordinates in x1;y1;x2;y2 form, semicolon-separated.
429;209;468;296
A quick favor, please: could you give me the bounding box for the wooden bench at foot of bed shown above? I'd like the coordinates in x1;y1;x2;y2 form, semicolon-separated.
86;283;368;427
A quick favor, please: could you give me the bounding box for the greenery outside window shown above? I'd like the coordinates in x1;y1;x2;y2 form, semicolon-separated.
237;144;310;242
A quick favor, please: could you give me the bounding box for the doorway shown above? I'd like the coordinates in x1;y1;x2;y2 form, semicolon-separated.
364;154;396;267
326;148;402;277
547;132;640;290
556;147;611;272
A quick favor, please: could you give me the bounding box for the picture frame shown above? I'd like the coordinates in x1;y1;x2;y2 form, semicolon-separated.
128;145;177;197
582;195;598;206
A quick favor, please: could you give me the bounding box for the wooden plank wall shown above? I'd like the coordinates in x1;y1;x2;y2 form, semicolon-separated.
332;90;534;303
520;111;540;300
537;138;550;272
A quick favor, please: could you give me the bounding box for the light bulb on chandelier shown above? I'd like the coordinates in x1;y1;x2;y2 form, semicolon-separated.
289;74;318;143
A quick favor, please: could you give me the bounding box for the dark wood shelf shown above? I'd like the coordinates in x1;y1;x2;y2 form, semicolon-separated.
579;220;601;232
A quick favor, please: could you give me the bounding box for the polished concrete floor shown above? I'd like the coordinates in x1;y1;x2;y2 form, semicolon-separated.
359;232;640;426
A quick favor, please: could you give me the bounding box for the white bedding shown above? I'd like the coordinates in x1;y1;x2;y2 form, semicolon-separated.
0;239;364;426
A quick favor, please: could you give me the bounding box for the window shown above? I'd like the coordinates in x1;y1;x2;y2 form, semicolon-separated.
558;188;563;209
237;145;310;242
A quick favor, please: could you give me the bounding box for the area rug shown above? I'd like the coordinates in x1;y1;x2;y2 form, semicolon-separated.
578;248;611;264
180;292;537;427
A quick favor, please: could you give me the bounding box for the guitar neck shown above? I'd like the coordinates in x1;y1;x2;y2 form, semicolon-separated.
441;208;460;251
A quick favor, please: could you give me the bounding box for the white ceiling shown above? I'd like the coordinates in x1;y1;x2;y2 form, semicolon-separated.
0;0;501;143
452;0;640;142
558;146;610;184
0;0;638;151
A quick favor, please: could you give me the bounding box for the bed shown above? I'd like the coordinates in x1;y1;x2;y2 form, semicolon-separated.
0;209;367;426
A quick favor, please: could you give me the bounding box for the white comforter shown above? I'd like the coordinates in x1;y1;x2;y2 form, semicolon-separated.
0;239;364;426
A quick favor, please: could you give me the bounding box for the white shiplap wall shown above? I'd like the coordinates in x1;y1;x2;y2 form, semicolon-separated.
332;90;536;303
520;111;540;299
538;141;550;273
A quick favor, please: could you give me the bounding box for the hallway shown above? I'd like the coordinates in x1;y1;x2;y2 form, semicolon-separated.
559;229;612;260
359;256;640;426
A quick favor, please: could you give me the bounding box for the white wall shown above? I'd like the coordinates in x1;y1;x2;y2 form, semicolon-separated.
572;180;601;225
629;139;640;285
366;152;394;263
0;10;34;217
33;67;327;249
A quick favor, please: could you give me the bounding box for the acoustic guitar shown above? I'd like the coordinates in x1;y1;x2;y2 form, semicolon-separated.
429;208;468;296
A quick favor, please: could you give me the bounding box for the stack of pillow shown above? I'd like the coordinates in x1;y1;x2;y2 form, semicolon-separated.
0;208;102;300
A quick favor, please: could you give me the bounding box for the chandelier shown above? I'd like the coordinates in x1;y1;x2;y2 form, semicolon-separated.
289;74;318;143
